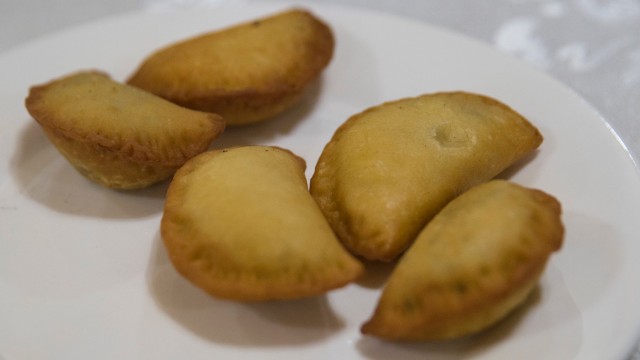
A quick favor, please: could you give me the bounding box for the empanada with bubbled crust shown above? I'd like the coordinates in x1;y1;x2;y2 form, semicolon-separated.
25;71;225;189
127;8;334;126
161;146;363;301
310;92;543;261
361;180;564;341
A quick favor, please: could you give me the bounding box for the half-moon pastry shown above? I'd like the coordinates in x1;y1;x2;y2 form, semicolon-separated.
127;8;334;126
361;180;564;341
25;71;225;189
310;92;543;261
161;146;363;301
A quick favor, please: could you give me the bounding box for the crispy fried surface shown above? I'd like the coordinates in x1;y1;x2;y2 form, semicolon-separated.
25;71;225;189
361;180;564;341
161;146;363;301
127;8;334;125
310;92;543;261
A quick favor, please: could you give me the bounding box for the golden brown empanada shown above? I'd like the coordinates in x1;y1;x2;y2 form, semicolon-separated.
25;71;225;189
161;146;363;301
127;8;334;126
310;92;543;261
361;180;564;341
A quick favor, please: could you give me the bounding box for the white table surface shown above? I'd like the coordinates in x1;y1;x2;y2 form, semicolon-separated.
2;0;639;358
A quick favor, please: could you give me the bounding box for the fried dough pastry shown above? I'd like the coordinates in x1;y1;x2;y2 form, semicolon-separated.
25;71;225;189
127;8;334;126
361;180;564;341
310;92;543;261
161;146;363;301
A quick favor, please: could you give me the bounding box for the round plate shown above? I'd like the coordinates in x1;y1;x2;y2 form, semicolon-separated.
1;1;639;359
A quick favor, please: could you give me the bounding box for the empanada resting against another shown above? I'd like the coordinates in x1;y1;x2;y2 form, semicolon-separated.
127;8;334;126
310;92;543;261
161;146;364;302
361;180;564;341
25;71;225;189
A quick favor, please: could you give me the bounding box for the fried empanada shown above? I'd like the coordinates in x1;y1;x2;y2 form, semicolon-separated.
161;146;363;301
361;180;564;341
127;8;334;126
310;92;543;261
25;71;225;189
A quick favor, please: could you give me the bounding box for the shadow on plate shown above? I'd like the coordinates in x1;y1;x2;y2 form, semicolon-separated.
146;232;346;346
356;270;584;359
495;149;541;182
554;211;621;310
10;121;168;218
355;287;543;360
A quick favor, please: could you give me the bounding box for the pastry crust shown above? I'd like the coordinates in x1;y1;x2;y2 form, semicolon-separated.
310;92;543;261
127;8;334;125
361;180;564;341
161;146;363;301
25;71;225;189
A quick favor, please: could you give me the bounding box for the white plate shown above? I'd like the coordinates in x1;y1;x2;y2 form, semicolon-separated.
1;2;639;359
